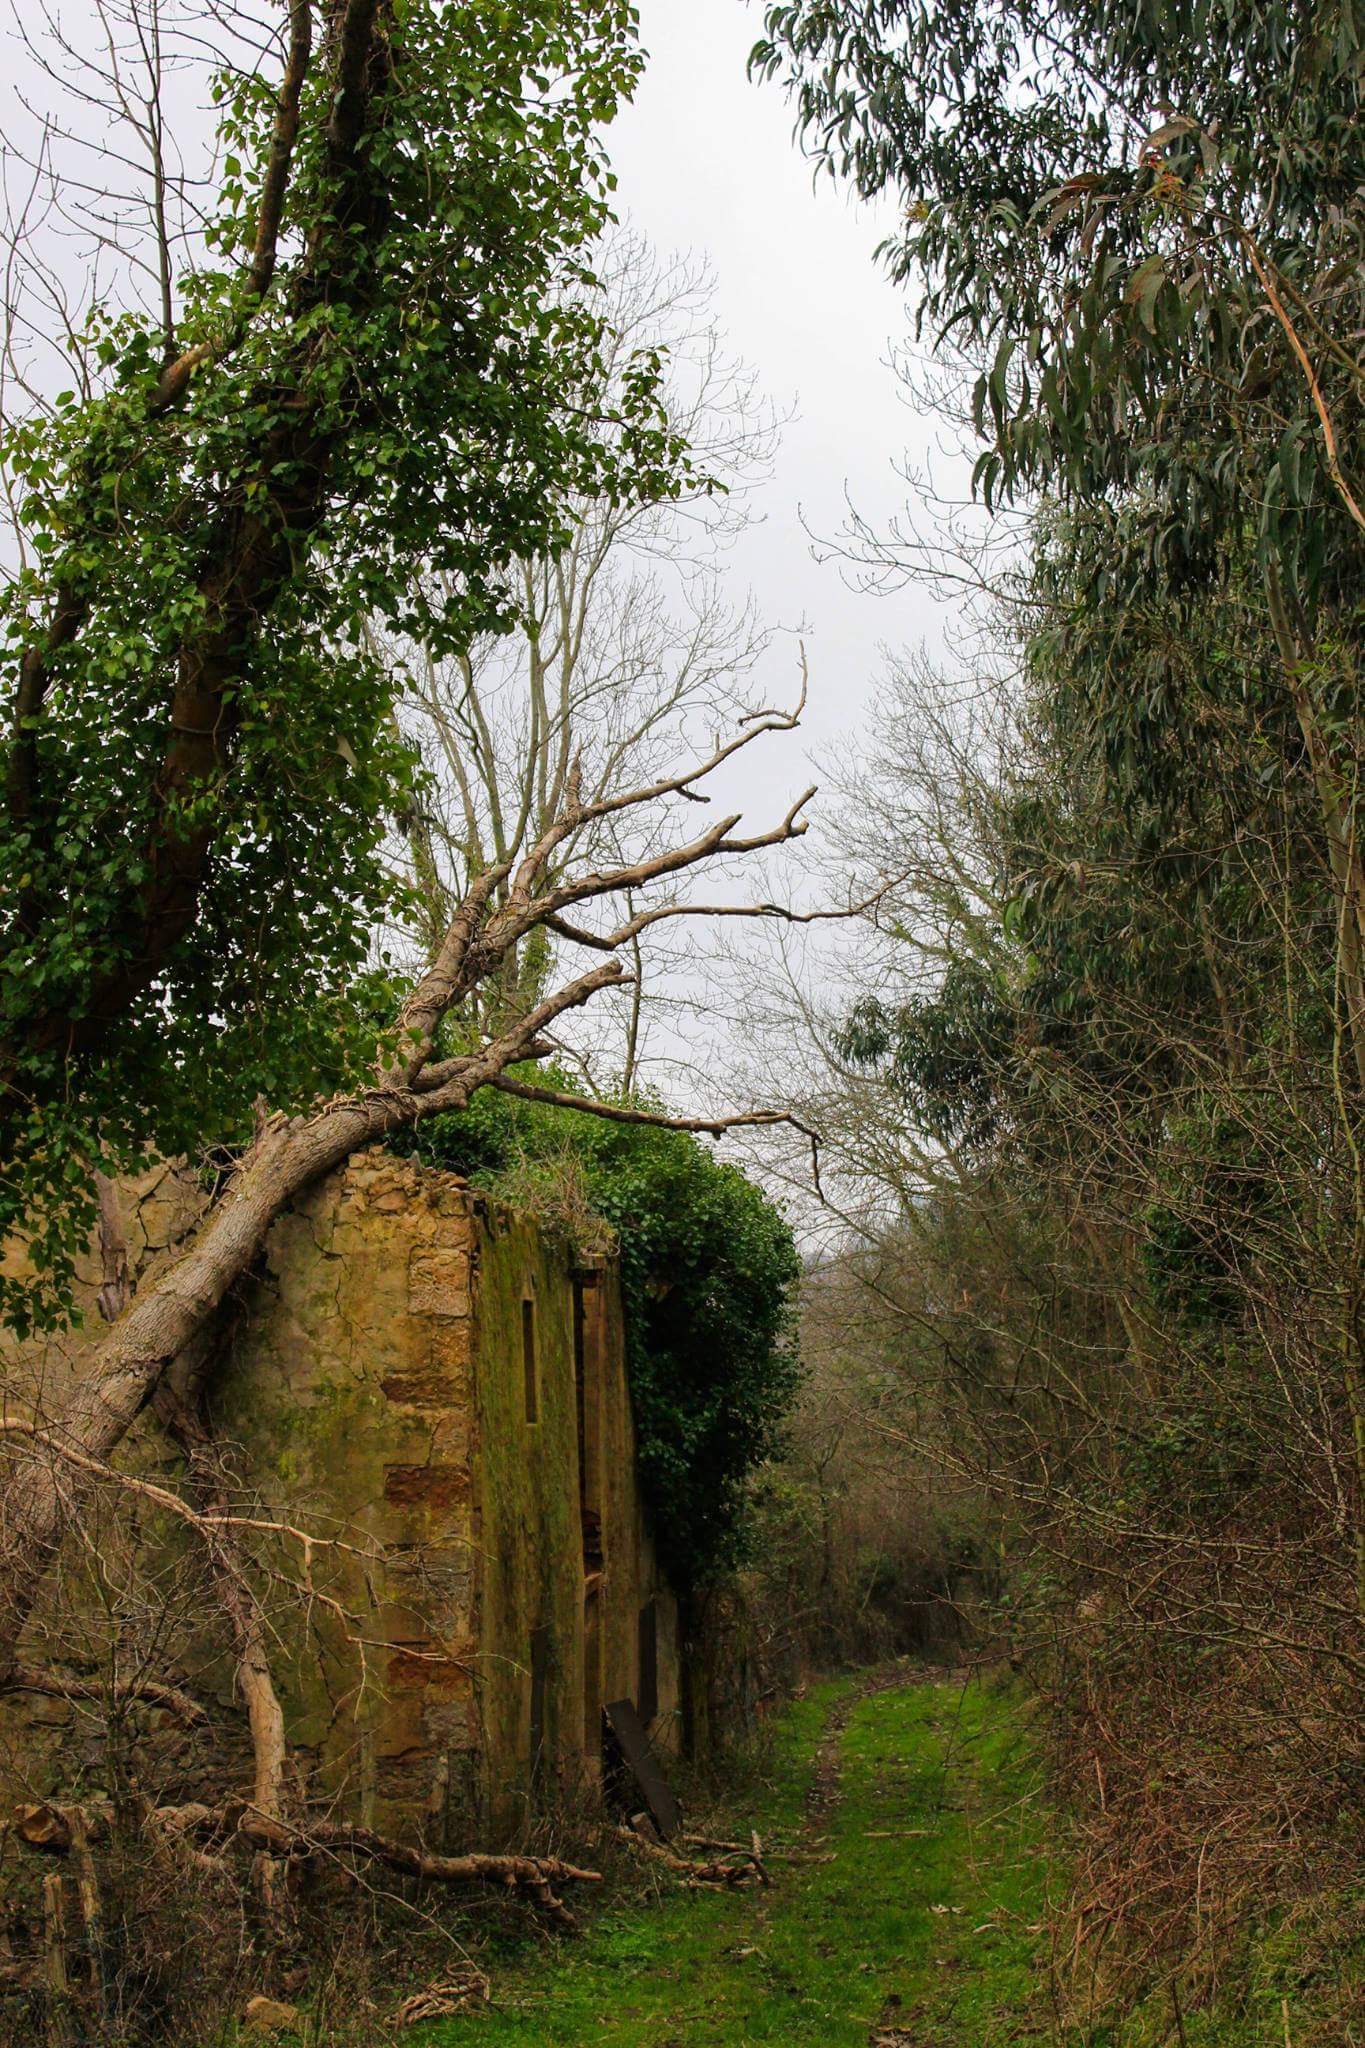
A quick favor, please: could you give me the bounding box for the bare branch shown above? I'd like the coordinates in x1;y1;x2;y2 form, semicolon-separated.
485;1074;825;1195
3;1661;206;1727
150;0;313;411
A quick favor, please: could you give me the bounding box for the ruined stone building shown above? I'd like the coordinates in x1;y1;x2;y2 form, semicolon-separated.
0;1152;681;1843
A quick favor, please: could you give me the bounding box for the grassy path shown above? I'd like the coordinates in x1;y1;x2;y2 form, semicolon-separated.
423;1667;1053;2047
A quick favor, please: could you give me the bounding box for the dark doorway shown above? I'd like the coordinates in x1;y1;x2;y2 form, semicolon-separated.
573;1275;603;1570
522;1296;538;1424
637;1597;659;1726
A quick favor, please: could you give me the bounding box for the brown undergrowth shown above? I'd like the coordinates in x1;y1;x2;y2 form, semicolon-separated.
0;1709;788;2046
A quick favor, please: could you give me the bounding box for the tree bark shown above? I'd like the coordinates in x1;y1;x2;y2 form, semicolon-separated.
0;962;621;1680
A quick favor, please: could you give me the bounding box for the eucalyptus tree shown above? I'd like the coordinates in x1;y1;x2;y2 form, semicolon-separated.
755;0;1365;1070
0;0;677;1324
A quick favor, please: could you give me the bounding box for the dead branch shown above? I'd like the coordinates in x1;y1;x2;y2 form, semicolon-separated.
3;1661;205;1727
681;1828;772;1884
487;1072;807;1143
0;1417;378;1568
150;0;313;411
499;663;809;914
9;1802;600;1930
514;785;815;944
543;866;907;954
485;1075;825;1196
237;1813;600;1928
611;1821;767;1889
394;1967;490;2023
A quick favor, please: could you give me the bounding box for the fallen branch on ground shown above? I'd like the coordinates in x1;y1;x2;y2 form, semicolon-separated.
682;1828;771;1885
9;1801;601;1929
394;1967;491;2025
234;1813;601;1928
612;1820;769;1888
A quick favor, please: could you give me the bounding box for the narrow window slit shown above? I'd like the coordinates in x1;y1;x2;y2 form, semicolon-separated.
522;1295;538;1423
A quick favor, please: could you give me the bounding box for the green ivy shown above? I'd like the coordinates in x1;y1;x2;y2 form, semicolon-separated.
1;1;689;1331
395;1081;802;1595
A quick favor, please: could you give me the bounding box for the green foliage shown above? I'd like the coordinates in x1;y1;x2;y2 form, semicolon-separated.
396;1084;802;1594
839;965;1021;1152
755;0;1365;608
0;1;695;1330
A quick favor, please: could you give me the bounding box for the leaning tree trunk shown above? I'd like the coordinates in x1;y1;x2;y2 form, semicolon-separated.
0;1099;391;1678
0;951;623;1680
0;697;811;1686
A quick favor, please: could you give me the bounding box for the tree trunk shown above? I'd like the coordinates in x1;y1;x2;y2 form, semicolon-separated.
0;1092;415;1679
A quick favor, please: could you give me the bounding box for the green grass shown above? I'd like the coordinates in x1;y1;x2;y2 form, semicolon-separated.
420;1669;1056;2046
213;1668;1362;2045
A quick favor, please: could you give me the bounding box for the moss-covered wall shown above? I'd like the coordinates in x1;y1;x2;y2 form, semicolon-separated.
591;1266;681;1754
470;1214;679;1827
211;1151;482;1840
468;1208;584;1817
0;1151;681;1846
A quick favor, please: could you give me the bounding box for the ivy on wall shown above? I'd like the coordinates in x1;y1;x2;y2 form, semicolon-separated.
394;1079;801;1594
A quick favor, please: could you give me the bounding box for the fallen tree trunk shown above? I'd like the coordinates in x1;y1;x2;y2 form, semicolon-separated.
0;961;618;1682
9;1801;600;1930
0;699;814;1697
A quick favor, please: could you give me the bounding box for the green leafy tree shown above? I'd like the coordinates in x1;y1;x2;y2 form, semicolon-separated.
0;0;679;1311
755;0;1365;1074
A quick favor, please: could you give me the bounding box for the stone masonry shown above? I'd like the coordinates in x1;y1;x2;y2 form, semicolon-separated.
0;1152;680;1847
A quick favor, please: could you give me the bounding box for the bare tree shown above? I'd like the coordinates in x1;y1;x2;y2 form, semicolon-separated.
385;230;780;1080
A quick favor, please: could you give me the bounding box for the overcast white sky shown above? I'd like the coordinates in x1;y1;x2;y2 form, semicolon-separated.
607;0;958;815
561;0;977;1154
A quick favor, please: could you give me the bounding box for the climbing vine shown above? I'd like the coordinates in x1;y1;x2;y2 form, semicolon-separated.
1;0;683;1331
397;1080;802;1593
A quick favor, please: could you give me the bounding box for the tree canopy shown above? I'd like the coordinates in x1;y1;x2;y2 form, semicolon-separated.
0;0;691;1324
755;0;1365;596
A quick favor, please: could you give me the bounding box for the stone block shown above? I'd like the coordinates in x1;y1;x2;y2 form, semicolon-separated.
407;1246;472;1319
385;1644;474;1693
383;1464;470;1514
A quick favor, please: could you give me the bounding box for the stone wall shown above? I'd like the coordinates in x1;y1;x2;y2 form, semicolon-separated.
0;1152;680;1846
471;1207;680;1826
